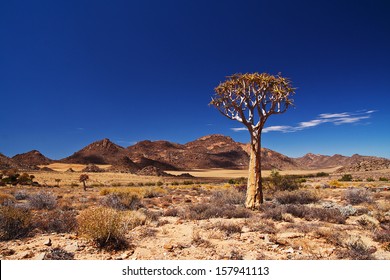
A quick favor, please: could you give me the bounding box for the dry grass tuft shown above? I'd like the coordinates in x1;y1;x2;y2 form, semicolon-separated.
0;206;33;240
275;190;319;205
77;207;132;250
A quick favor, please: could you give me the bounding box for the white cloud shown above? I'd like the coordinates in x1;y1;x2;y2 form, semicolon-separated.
318;113;349;119
263;126;295;133
231;109;376;133
231;127;247;132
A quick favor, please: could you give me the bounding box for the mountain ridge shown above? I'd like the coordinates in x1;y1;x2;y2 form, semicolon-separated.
1;135;389;172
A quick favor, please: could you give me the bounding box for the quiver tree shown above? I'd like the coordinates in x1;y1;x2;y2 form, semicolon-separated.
211;73;295;209
79;174;89;191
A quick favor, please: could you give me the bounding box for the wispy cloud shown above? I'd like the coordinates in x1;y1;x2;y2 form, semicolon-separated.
231;109;376;133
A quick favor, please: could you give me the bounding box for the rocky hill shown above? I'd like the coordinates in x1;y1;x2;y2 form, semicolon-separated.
12;150;52;167
0;153;18;170
62;138;128;165
2;135;390;172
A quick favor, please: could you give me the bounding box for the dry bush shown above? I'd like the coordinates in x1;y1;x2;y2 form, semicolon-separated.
143;187;167;198
261;204;284;221
163;207;179;217
33;209;77;233
0;206;33;240
28;191;57;210
100;193;143;210
372;229;390;243
182;203;251;220
0;193;16;206
44;247;74;260
214;222;242;236
211;188;245;205
343;188;373;205
13;190;29;200
314;228;345;247
303;207;346;224
247;218;277;234
77;207;130;250
337;237;376;260
192;229;211;247
261;204;346;224
356;216;378;230
275;190;319;205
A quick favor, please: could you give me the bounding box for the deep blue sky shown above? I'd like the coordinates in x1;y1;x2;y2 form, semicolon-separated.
1;0;389;159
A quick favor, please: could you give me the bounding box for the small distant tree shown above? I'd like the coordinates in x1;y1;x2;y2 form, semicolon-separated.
211;73;295;209
79;174;89;191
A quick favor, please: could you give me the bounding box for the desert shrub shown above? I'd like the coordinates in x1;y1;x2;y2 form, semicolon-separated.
304;207;346;224
373;229;390;243
44;247;74;260
0;206;33;240
316;172;329;177
183;180;194;185
366;178;375;182
28;191;57;210
163;207;179;217
192;229;210;247
70;183;79;187
171;181;179;186
247;218;277;234
379;177;388;181
337;238;376;260
182;203;251;220
156;181;164;187
13;190;29;200
127;182;135;186
262;204;346;224
77;207;129;249
275;190;319;205
100;193;143;210
211;188;245;205
144;182;156;187
215;222;242;236
315;229;345;247
339;174;353;182
143;187;166;198
261;204;284;221
343;188;373;205
357;216;378;230
329;180;343;187
266;170;301;192
112;183;122;187
0;193;16;206
33;209;77;233
228;177;247;185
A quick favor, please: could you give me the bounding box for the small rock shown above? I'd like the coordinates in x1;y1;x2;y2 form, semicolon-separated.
285;247;294;254
164;244;174;251
35;252;46;260
65;243;78;252
339;205;357;217
43;239;52;246
270;244;279;249
2;249;15;256
241;226;251;233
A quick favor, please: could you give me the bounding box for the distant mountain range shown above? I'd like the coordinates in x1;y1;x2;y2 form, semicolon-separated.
2;134;390;172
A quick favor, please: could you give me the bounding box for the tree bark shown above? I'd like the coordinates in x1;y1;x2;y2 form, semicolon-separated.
245;134;263;209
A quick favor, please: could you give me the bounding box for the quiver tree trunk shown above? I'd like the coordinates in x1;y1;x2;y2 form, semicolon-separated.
245;136;263;209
